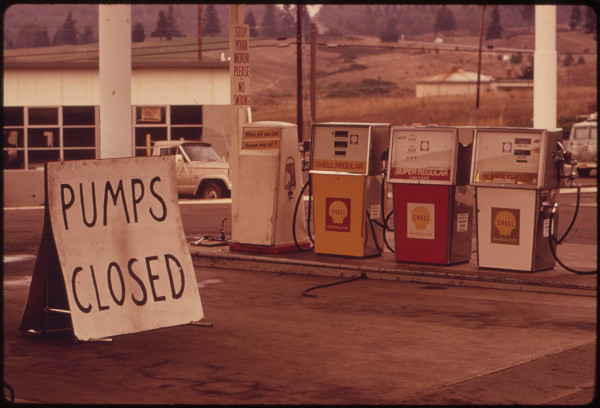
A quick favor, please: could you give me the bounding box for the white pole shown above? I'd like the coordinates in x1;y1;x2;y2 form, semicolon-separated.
533;5;557;129
99;4;132;158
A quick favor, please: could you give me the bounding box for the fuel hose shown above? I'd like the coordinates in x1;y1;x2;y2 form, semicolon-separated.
293;177;314;252
547;197;597;275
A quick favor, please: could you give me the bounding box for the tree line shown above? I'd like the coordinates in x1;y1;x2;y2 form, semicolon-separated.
5;4;596;50
6;4;313;49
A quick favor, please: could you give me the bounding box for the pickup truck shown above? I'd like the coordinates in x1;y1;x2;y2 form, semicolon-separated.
566;113;597;177
152;140;231;199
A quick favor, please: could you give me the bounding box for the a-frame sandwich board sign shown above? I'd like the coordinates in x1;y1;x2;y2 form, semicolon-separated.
19;156;204;341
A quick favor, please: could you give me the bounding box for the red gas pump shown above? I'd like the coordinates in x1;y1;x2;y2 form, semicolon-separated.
387;126;474;264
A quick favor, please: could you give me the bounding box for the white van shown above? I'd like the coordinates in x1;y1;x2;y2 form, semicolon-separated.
566;113;597;177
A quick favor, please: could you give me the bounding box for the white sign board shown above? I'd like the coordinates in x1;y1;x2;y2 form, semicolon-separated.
42;156;203;340
230;24;250;106
389;128;456;184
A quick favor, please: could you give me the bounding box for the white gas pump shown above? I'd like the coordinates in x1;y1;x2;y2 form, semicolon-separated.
471;127;563;271
387;126;474;265
230;121;310;253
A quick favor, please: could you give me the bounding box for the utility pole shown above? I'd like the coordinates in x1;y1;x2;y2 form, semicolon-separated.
197;4;202;62
310;23;316;125
296;4;303;143
476;5;485;109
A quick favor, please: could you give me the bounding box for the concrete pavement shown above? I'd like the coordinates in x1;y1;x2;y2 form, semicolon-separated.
2;259;597;405
190;237;597;297
3;187;597;405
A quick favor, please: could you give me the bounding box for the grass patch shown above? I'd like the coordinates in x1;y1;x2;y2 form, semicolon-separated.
325;78;398;98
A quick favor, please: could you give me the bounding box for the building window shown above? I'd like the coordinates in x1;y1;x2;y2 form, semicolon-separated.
2;106;98;170
134;105;203;157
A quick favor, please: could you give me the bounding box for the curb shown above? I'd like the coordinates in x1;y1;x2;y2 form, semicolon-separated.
190;249;597;297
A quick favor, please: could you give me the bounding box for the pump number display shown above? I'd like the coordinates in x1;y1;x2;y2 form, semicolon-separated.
311;126;370;174
389;128;455;183
473;130;542;186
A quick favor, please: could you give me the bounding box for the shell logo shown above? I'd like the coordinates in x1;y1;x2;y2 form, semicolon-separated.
411;206;431;230
328;200;348;224
494;210;517;236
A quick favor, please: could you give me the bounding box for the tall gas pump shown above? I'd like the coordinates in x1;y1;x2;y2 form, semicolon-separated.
471;127;563;271
230;121;311;253
387;126;475;264
309;123;390;257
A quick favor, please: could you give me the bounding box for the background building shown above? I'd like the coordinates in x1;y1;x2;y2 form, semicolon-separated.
3;59;246;206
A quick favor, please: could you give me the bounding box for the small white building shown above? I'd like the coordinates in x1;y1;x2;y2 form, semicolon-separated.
416;67;496;98
3;59;248;206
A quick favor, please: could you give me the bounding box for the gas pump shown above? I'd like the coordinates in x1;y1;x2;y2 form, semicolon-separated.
471;127;563;272
387;126;475;264
309;123;390;257
230;121;311;253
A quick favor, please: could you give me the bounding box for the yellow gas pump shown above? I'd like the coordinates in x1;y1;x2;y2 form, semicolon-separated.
230;121;310;253
309;123;390;257
471;127;563;271
387;126;474;265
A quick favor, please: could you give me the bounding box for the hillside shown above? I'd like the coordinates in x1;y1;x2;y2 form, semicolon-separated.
3;4;596;133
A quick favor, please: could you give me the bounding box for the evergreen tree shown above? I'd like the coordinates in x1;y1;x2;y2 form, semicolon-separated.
151;10;169;40
380;17;399;42
486;6;502;40
521;5;534;33
132;22;146;43
433;5;456;32
301;5;311;41
166;5;182;39
244;10;258;38
280;4;295;38
262;4;278;38
54;10;79;45
583;6;596;34
570;6;582;31
79;25;93;44
203;4;221;37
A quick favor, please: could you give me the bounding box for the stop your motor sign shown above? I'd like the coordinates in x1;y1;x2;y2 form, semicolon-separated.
21;156;204;341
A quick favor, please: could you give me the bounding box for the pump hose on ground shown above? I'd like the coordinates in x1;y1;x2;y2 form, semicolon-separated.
302;273;366;297
293;177;314;252
546;187;596;275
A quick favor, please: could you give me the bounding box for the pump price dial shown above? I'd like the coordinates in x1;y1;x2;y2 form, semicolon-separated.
472;130;542;186
388;128;455;183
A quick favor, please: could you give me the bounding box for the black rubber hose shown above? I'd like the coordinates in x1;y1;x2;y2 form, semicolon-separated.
302;273;365;297
307;176;314;244
553;184;581;244
293;178;314;252
548;205;596;275
380;174;395;252
365;210;382;254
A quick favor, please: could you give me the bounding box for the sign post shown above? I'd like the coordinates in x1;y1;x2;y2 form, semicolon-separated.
20;157;204;341
228;5;249;243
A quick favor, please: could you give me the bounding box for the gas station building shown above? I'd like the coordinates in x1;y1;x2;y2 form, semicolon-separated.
3;59;238;206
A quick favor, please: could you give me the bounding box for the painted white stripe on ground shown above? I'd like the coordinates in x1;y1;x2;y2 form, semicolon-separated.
4;255;36;263
4;276;32;287
197;279;223;288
